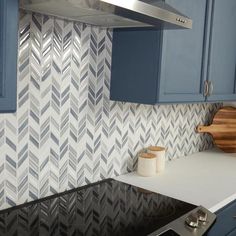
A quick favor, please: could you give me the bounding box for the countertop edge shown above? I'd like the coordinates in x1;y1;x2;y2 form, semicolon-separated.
209;193;236;212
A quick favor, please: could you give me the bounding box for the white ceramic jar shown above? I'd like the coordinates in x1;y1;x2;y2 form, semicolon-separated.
147;146;166;173
137;153;156;177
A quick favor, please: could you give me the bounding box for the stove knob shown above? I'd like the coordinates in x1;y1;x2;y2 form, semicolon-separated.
185;213;199;228
197;209;208;222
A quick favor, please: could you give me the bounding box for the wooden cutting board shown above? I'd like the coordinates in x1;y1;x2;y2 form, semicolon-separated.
197;106;236;153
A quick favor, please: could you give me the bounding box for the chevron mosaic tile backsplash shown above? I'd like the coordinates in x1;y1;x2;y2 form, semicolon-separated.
0;11;221;210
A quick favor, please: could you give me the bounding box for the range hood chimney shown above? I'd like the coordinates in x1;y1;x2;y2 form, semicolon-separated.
20;0;192;29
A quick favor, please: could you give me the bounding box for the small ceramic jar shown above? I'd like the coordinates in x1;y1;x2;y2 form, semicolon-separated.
137;152;156;177
147;146;166;173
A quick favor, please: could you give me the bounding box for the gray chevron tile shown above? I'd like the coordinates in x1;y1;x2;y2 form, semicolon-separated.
0;10;222;210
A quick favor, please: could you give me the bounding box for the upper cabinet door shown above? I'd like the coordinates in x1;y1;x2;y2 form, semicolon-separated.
158;0;209;103
206;0;236;101
0;0;18;112
110;29;160;105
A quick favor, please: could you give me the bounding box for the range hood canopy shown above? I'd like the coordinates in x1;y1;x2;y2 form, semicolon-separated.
20;0;192;29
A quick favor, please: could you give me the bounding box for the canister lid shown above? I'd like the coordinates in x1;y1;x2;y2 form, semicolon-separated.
139;153;156;159
148;146;165;151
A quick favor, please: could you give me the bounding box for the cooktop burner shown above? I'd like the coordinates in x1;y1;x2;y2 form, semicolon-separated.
0;179;197;236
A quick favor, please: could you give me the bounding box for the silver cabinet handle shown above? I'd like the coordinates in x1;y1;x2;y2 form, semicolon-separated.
208;81;214;96
204;81;209;97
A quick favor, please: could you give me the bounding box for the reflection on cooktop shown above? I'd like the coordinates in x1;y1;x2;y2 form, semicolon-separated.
159;229;180;236
0;179;196;236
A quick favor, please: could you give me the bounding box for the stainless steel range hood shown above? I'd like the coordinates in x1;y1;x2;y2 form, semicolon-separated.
20;0;192;29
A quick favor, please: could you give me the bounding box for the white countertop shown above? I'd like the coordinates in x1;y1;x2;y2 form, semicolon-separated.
115;149;236;212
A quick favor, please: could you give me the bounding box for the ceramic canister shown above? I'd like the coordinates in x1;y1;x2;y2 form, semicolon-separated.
147;146;166;173
137;152;156;177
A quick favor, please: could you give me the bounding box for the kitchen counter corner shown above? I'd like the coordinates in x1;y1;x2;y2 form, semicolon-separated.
115;149;236;212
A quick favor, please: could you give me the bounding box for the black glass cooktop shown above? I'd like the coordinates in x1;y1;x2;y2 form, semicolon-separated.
0;179;196;236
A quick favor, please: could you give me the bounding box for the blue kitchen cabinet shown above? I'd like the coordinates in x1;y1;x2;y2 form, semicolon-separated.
158;0;209;103
0;0;18;112
206;0;236;102
110;0;209;104
110;28;160;104
207;199;236;235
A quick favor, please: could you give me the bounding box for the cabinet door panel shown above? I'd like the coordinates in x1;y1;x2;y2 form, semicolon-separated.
0;6;2;97
207;0;236;101
207;200;236;235
0;0;18;112
228;228;236;236
158;0;208;103
110;29;160;105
